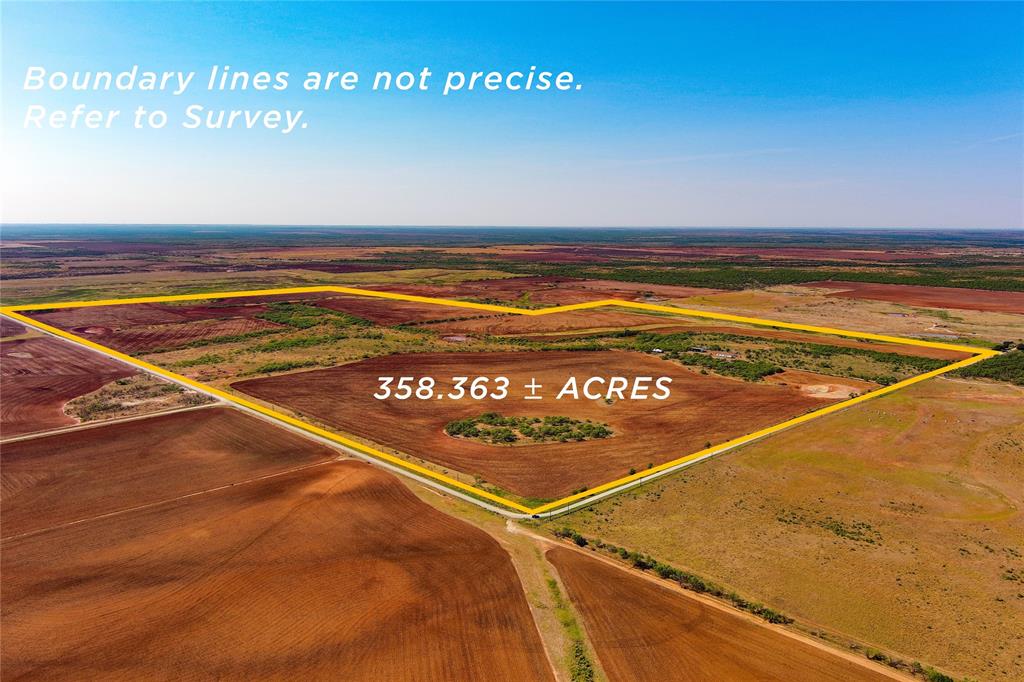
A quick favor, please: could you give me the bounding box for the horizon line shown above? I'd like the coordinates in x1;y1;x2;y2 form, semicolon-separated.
2;223;1022;232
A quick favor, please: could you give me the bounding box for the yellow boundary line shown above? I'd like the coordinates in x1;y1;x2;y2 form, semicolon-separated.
1;286;997;515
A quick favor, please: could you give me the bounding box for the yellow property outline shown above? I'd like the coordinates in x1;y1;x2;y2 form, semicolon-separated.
1;285;998;515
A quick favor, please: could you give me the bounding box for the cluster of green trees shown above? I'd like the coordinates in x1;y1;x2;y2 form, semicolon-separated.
445;413;612;444
552;528;792;624
957;349;1024;385
671;352;782;381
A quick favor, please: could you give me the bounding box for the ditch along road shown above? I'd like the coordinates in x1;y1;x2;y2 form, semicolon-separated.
0;310;991;521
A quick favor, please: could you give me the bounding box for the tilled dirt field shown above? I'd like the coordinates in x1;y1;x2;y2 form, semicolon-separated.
1;458;553;681
375;276;719;306
70;316;284;353
233;350;838;500
0;336;136;436
799;281;1024;314
0;318;26;338
316;294;485;325
421;309;678;337
0;407;337;538
546;546;894;682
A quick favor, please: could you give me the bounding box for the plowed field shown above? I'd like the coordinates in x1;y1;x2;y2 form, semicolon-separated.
233;350;837;500
71;316;283;353
0;318;26;338
317;295;482;325
0;407;337;538
1;457;553;680
375;276;719;306
0;337;136;436
799;281;1024;314
547;547;893;682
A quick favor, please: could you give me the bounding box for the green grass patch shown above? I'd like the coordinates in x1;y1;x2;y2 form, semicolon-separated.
545;576;596;682
171;353;225;368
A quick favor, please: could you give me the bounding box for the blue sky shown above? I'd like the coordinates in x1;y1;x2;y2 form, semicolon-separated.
2;1;1022;227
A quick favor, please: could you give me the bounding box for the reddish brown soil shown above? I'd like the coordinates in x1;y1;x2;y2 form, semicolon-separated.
233;351;837;500
0;407;337;538
316;295;483;325
0;318;26;338
27;295;327;333
422;309;675;337
374;276;718;306
0;337;136;437
70;316;283;353
799;281;1024;314
31;303;191;329
26;296;358;353
547;546;893;682
1;459;553;680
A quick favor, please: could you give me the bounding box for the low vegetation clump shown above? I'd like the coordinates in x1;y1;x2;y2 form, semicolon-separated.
956;349;1024;385
248;359;319;375
445;413;612;444
552;528;793;625
257;302;371;329
65;375;214;421
250;332;349;352
172;353;225;368
777;508;883;545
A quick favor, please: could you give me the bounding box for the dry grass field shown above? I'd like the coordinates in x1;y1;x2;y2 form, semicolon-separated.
547;546;897;682
548;377;1024;681
233;350;845;501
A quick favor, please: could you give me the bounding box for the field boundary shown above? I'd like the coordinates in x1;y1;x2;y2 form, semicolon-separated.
1;285;998;516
